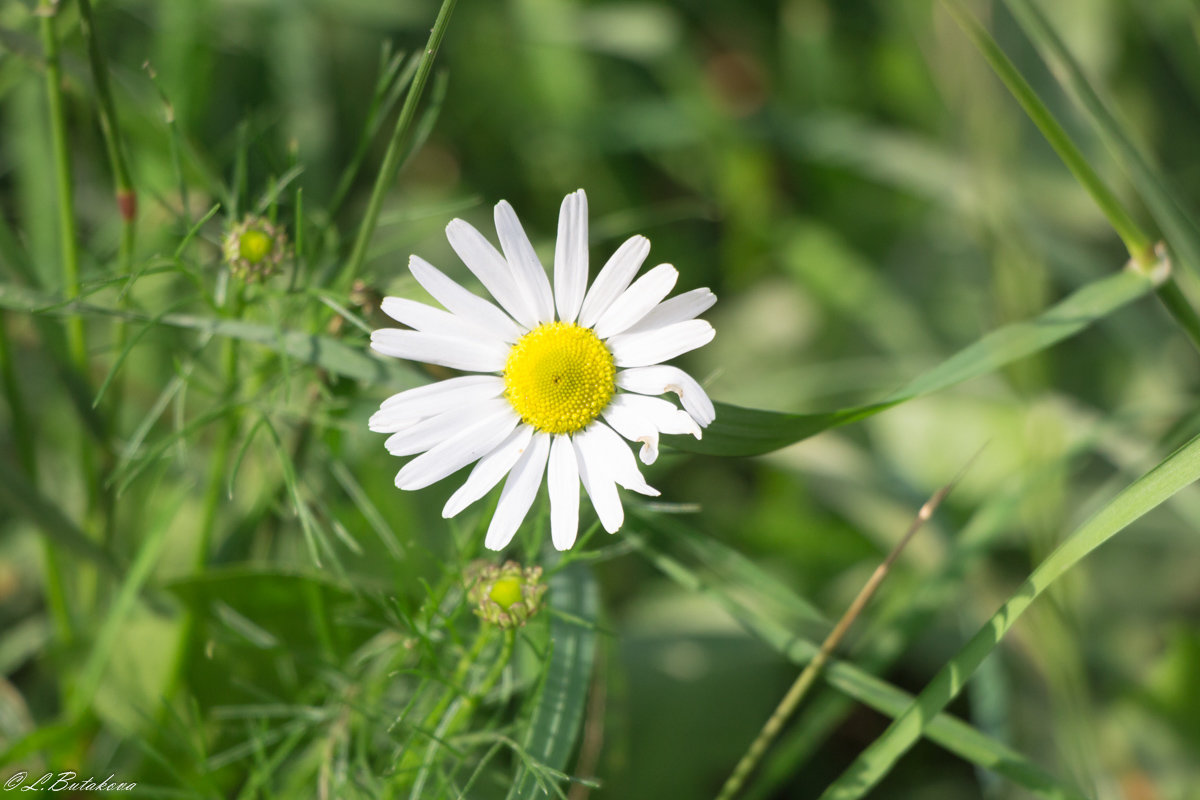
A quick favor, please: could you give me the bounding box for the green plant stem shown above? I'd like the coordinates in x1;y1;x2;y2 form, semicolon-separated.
0;313;72;644
406;629;516;799
339;0;459;291
78;0;137;439
40;0;100;639
941;0;1153;266
716;471;963;800
943;0;1200;355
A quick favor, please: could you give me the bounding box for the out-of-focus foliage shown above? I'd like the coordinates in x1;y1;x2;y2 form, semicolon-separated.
1;0;1199;798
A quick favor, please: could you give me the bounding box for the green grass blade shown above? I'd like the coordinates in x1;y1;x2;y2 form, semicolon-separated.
672;268;1157;456
940;0;1153;262
506;561;599;800
817;431;1200;800
625;520;1091;800
1001;0;1200;275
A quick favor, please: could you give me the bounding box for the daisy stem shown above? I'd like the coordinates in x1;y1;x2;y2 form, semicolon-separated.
714;468;968;800
339;0;459;292
943;0;1200;354
402;628;516;798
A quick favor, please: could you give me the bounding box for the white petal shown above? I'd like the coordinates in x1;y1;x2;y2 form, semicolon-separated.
578;235;650;327
381;296;498;341
588;422;660;496
616;366;715;427
443;425;535;518
607;320;715;368
622;288;717;335
554;190;588;324
548;435;581;550
601;401;660;465
485;432;551;550
409;255;523;343
573;428;624;533
445;219;538;329
611;393;702;438
494;200;555;324
384;398;509;456
592;264;678;339
375;375;505;428
371;329;508;372
396;407;520;490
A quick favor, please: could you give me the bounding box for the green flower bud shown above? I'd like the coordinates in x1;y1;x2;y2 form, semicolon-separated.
466;561;547;629
222;216;287;281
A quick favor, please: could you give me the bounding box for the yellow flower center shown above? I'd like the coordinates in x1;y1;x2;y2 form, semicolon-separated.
238;228;275;265
503;322;615;435
489;576;523;610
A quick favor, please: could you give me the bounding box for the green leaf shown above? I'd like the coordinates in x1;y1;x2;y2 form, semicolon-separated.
818;431;1200;800
625;517;1091;800
671;268;1155;457
507;560;599;799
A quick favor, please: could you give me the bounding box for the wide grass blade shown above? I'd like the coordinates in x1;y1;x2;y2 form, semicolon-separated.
625;514;1091;800
506;560;599;799
817;431;1200;799
673;267;1157;457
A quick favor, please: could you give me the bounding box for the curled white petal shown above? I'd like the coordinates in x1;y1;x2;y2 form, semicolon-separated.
616;366;715;427
578;235;650;327
607;320;715;368
611;393;702;439
370;329;508;372
588;422;659;496
443;425;534;518
601;402;659;465
592;264;679;339
548;435;581;550
485;432;551;550
554;190;588;324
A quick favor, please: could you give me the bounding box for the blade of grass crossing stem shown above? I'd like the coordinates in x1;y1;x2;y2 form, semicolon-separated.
672;267;1158;457
68;482;186;720
624;523;1090;800
340;0;459;291
943;0;1200;352
817;432;1200;800
940;0;1153;263
506;561;599;800
1002;0;1200;278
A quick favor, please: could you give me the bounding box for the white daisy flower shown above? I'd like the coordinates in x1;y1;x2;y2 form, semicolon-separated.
369;189;716;551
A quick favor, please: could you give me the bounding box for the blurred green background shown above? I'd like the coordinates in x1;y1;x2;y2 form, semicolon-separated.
2;0;1200;797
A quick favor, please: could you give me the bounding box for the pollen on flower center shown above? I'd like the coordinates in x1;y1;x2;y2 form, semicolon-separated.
503;322;615;435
